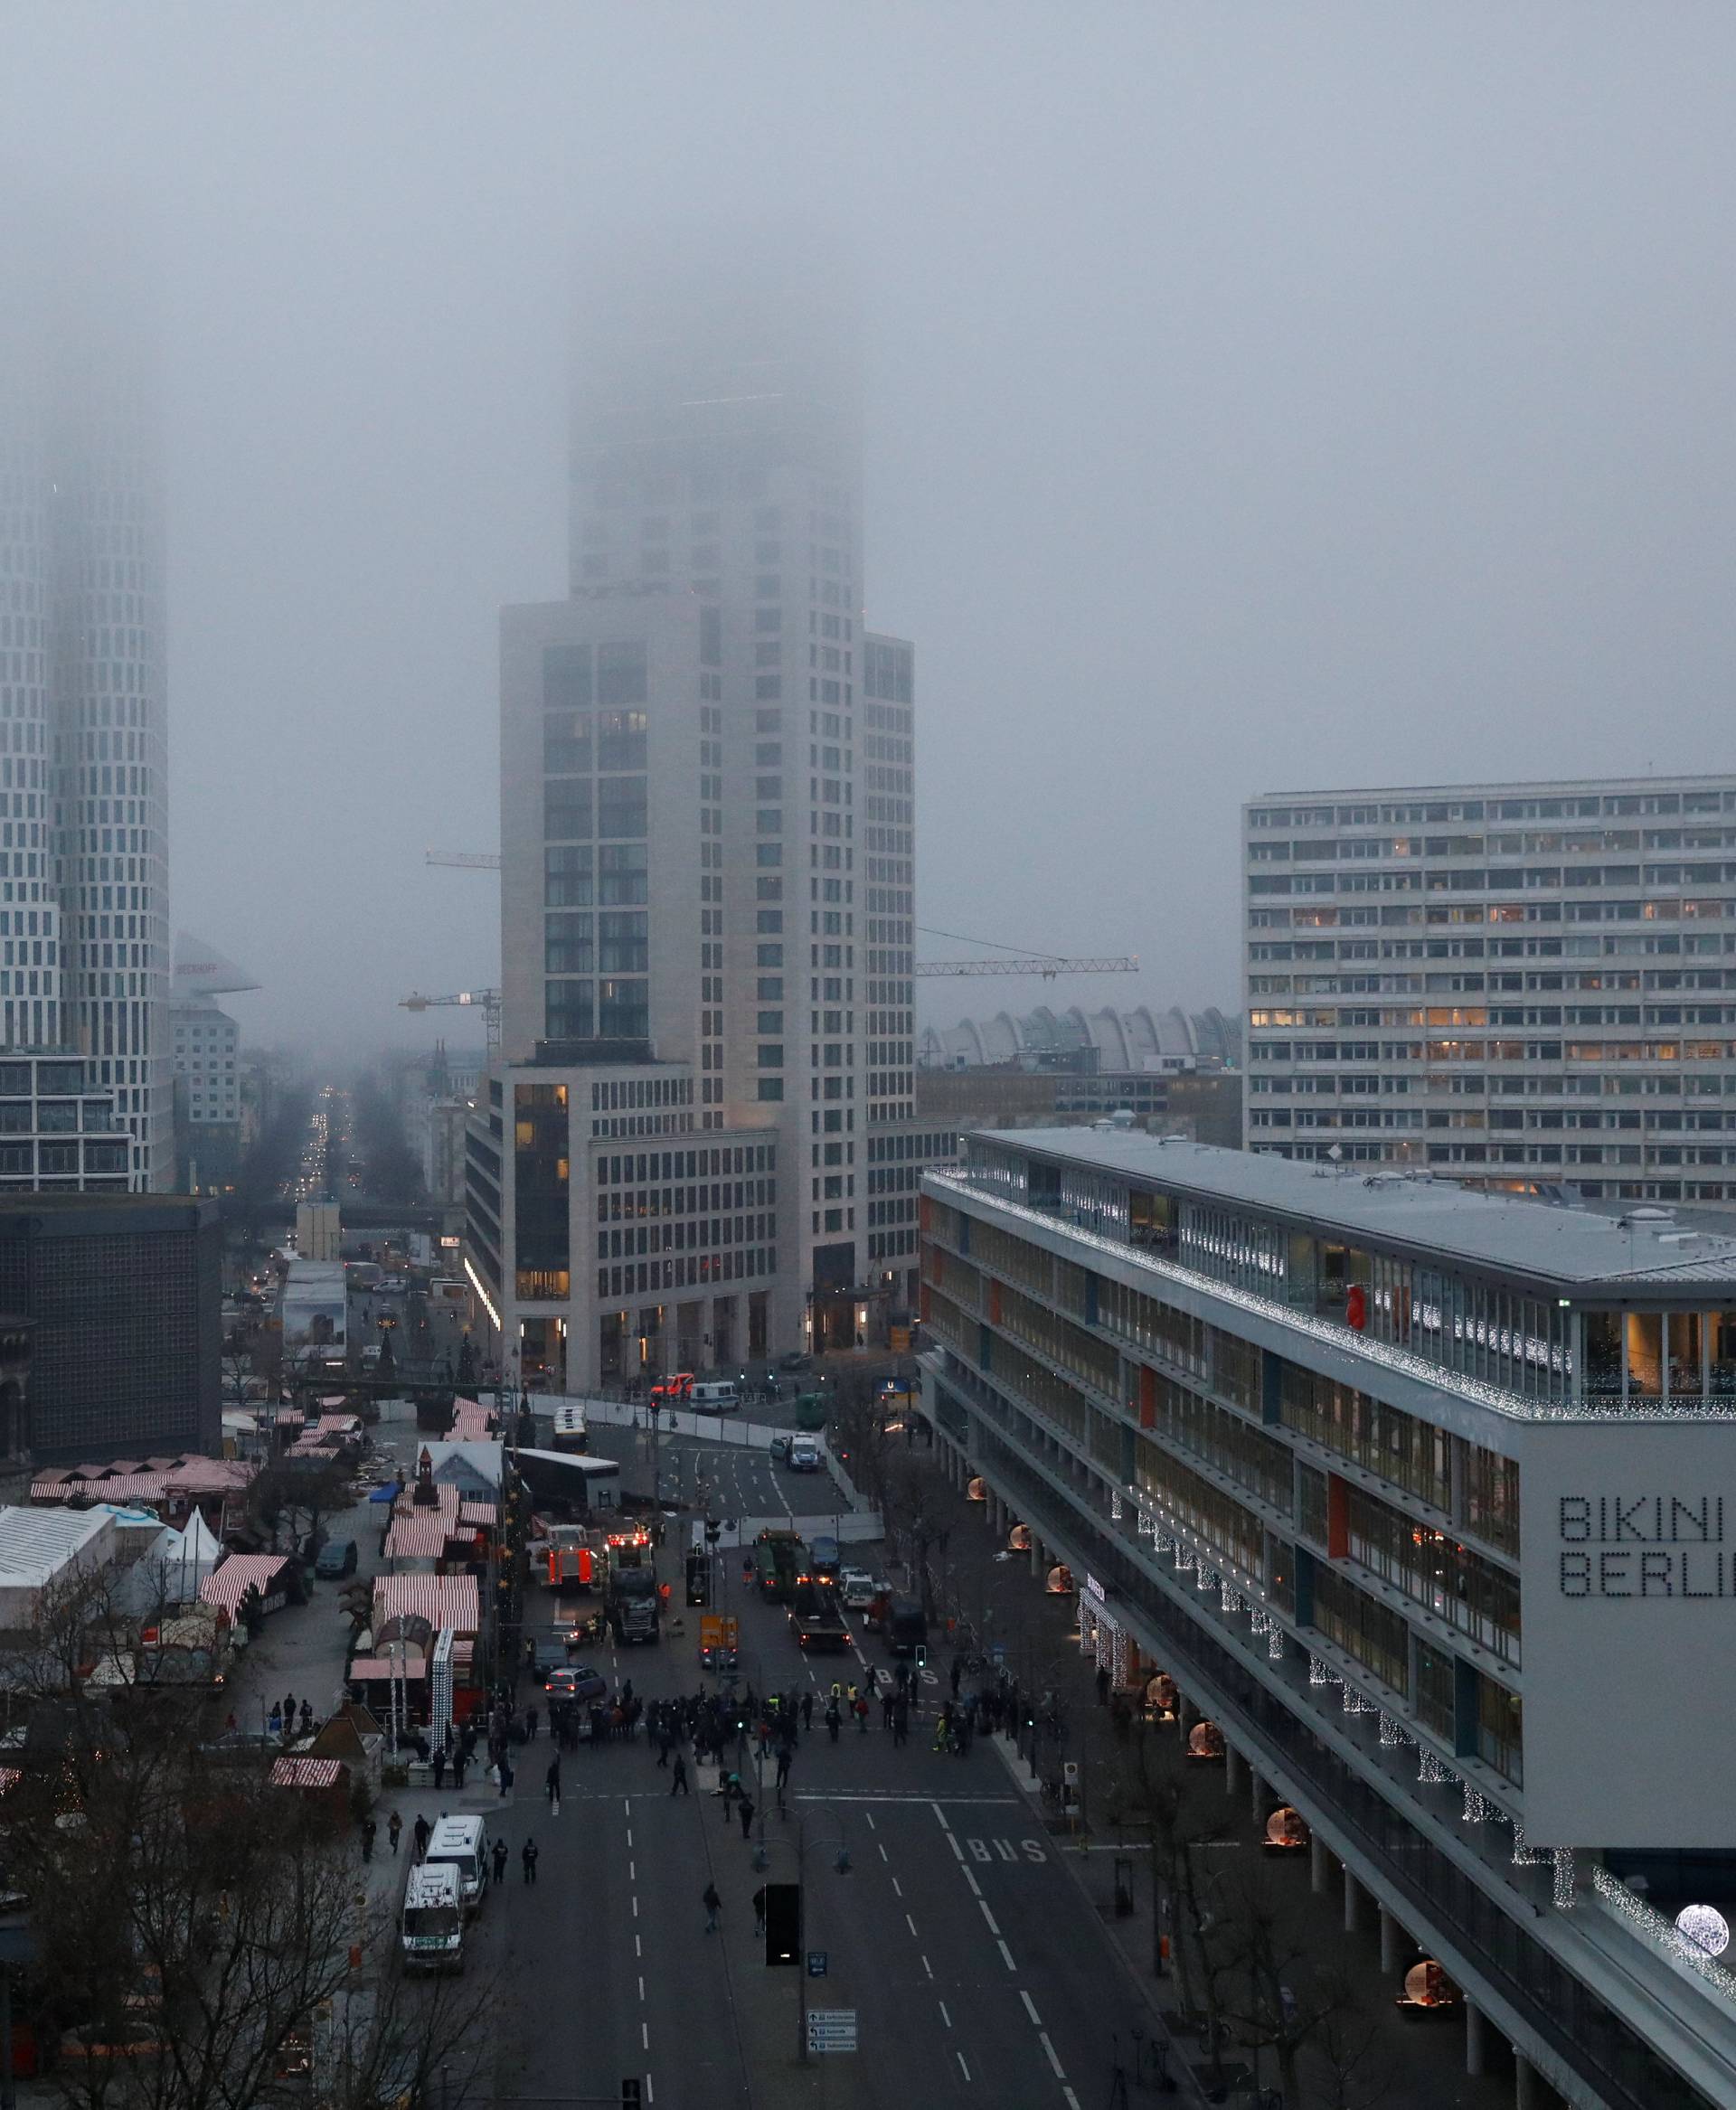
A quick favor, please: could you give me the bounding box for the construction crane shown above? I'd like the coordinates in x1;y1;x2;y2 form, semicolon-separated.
401;988;501;1053
424;859;1136;981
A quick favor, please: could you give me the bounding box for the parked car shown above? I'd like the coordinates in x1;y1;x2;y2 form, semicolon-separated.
314;1538;357;1578
524;1636;566;1681
769;1434;790;1463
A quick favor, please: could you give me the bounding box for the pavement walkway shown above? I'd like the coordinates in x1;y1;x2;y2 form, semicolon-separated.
924;1474;1539;2110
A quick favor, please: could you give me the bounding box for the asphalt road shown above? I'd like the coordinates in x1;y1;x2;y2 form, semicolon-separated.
583;1427;850;1525
492;1548;1149;2110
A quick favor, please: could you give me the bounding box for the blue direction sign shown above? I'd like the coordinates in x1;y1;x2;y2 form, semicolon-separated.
807;1950;828;1976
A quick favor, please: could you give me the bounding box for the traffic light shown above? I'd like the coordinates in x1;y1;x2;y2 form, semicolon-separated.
765;1881;802;1965
914;1644;927;1670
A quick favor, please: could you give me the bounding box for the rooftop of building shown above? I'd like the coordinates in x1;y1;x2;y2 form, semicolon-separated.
0;1503;112;1584
952;1128;1736;1292
0;1192;216;1231
1247;770;1736;801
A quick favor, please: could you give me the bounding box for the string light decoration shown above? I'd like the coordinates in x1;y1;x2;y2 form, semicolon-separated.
1554;1851;1578;1911
1268;1625;1285;1662
1342;1681;1375;1715
1309;1654;1330;1686
1510;1827;1545;1867
1591;1865;1736;2002
1461;1785;1493;1825
1109;1489;1123;1522
1111;1622;1131;1687
1378;1710;1404;1747
1419;1748;1452;1785
1221;1581;1241;1615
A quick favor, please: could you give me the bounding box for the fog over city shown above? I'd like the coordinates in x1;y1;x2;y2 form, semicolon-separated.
6;2;1736;1052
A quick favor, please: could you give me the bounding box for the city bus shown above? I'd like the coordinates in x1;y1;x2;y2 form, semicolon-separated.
552;1404;589;1453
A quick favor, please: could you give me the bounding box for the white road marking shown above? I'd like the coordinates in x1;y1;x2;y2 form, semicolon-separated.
1020;1992;1041;2025
1039;2032;1065;2078
1061;2089;1080;2109
878;1842;889;1861
931;1802;951;1830
628;1860;636;1880
905;1912;919;1938
891;1876;902;1897
996;1938;1015;1972
957;2052;971;2082
939;2001;953;2028
947;1832;964;1861
635;1934;642;1957
641;2022;650;2051
863;1810;875;1830
963;1870;980;1897
645;2079;655;2105
626;1829;632;1847
637;1975;646;2001
632;1896;638;1917
977;1900;1001;1936
920;1953;934;1978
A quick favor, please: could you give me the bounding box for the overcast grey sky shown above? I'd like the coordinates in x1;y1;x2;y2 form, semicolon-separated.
6;3;1735;1054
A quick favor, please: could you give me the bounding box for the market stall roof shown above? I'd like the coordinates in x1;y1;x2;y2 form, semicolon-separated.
199;1553;291;1618
270;1756;344;1789
372;1573;478;1635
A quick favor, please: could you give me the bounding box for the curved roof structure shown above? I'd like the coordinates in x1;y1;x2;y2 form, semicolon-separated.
919;1003;1241;1073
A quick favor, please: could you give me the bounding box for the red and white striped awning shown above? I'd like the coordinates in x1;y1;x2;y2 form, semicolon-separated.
384;1512;455;1560
271;1757;344;1788
346;1657;428;1681
372;1574;478;1636
200;1554;291;1617
458;1500;497;1529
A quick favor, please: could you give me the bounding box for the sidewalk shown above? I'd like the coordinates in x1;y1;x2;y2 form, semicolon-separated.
930;1480;1521;2110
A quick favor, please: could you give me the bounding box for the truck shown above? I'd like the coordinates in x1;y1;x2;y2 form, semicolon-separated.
543;1521;602;1592
753;1528;806;1604
789;1578;849;1652
603;1525;661;1644
699;1612;739;1674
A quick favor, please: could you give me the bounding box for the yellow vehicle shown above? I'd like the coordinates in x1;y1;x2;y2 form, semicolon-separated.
699;1612;739;1673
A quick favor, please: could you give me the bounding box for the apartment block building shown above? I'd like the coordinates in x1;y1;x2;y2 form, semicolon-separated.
467;245;929;1386
1243;775;1736;1196
0;222;172;1188
920;1129;1736;2110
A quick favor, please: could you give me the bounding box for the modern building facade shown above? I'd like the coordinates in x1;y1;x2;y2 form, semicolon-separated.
0;223;172;1190
0;1051;130;1192
0;1192;221;1461
920;1129;1736;2110
468;244;927;1383
170;933;255;1192
466;1049;782;1387
1244;775;1736;1198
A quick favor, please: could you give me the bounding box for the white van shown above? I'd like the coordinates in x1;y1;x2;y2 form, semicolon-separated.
423;1813;491;1917
787;1436;821;1474
401;1861;465;1973
689;1380;740;1412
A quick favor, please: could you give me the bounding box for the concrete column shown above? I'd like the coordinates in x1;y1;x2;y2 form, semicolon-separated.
1310;1832;1331;1896
1514;2053;1540;2110
1222;1742;1242;1798
1379;1905;1401;1975
1343;1868;1365;1936
1465;2001;1486;2078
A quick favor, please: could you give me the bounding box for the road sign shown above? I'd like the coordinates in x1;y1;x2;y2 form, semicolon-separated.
806;2009;857;2054
807;1948;827;1976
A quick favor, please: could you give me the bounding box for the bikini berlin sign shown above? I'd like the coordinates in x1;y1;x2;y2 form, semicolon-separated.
1521;1422;1736;1848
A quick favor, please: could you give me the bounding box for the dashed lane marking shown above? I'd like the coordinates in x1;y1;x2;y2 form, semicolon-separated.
957;2053;971;2082
939;2002;952;2029
931;1801;951;1830
947;1832;964;1861
920;1954;934;1979
905;1913;919;1940
892;1877;903;1898
977;1900;1001;1937
1020;1992;1041;2026
963;1870;981;1897
1039;2033;1064;2079
878;1843;889;1861
996;1938;1015;1972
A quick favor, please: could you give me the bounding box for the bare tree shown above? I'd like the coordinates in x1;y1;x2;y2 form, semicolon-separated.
878;1453;968;1618
9;1722;498;2110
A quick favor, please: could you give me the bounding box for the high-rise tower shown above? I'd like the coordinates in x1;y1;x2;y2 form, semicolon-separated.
473;241;931;1389
0;219;171;1191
